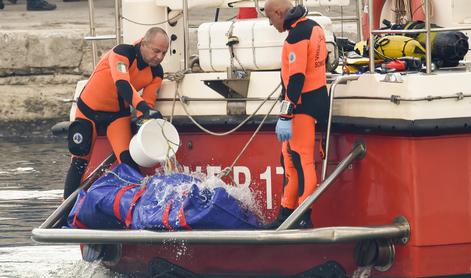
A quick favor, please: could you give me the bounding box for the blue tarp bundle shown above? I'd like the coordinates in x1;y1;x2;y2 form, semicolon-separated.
68;164;260;230
68;164;144;229
131;173;195;230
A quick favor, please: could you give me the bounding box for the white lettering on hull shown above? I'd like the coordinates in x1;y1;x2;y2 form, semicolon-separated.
182;165;284;209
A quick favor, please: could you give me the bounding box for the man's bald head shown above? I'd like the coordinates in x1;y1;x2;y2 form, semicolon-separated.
140;27;169;67
264;0;292;13
264;0;293;32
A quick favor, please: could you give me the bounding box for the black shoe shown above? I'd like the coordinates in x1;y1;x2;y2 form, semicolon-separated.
263;206;294;229
8;0;16;4
294;209;313;229
27;0;57;11
0;1;4;9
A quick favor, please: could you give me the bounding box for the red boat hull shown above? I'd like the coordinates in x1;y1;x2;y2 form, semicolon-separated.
83;130;471;277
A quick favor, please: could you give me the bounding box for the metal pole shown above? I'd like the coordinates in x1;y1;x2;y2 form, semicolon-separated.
330;16;360;22
369;28;430;34
368;0;375;72
321;75;361;181
84;35;117;41
182;0;190;70
254;0;265;17
214;8;220;22
372;26;471;35
357;0;363;41
39;154;116;229
278;141;367;230
114;0;122;44
32;219;409;244
425;0;432;74
87;0;97;67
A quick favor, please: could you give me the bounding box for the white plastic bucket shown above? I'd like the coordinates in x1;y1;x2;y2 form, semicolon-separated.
129;119;180;167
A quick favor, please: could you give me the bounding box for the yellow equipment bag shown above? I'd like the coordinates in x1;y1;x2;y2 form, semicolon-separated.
354;35;426;59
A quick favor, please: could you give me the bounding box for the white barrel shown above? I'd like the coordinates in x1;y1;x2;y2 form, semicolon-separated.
129;119;180;167
197;16;335;72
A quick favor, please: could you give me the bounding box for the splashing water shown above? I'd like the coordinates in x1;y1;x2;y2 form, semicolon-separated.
0;244;142;278
352;266;372;278
150;165;264;220
199;174;264;219
161;238;191;261
49;260;124;278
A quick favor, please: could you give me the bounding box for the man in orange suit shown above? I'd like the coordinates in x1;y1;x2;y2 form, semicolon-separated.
63;27;169;199
264;0;329;229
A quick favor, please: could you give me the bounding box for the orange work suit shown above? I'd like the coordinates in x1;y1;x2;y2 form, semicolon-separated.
63;42;163;198
279;15;329;209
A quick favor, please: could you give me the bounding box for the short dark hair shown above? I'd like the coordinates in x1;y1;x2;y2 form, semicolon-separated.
142;27;168;44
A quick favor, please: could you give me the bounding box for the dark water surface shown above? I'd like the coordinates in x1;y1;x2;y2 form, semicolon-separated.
0;138;68;247
0;137;122;277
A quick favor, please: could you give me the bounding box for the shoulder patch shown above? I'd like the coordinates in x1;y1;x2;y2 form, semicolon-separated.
117;62;127;73
289;52;296;64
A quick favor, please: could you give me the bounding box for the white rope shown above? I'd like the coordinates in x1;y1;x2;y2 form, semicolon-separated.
166;70;189;124
121;12;183;26
233;53;247;73
218;90;282;178
226;20;247;74
166;70;188;82
175;82;281;136
105;169;151;186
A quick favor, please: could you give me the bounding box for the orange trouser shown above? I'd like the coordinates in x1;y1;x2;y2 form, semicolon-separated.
74;108;133;165
281;113;317;209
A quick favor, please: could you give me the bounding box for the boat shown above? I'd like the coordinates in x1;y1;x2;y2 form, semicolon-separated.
32;0;471;277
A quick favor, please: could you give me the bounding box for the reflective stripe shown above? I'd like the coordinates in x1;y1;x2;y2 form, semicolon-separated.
178;192;192;230
124;185;147;228
162;201;174;231
113;184;139;223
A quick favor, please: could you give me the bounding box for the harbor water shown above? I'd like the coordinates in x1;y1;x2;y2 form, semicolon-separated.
0;136;125;277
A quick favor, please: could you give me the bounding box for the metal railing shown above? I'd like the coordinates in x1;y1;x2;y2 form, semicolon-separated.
86;0;121;67
322;75;361;181
32;219;409;244
183;0;190;70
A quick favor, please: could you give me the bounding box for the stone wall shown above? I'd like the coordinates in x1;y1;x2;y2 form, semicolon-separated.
0;30;114;127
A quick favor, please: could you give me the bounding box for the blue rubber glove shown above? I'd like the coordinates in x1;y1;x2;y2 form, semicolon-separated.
275;118;292;142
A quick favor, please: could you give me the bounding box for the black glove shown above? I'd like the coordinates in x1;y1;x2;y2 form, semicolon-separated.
142;109;163;120
136;109;163;129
